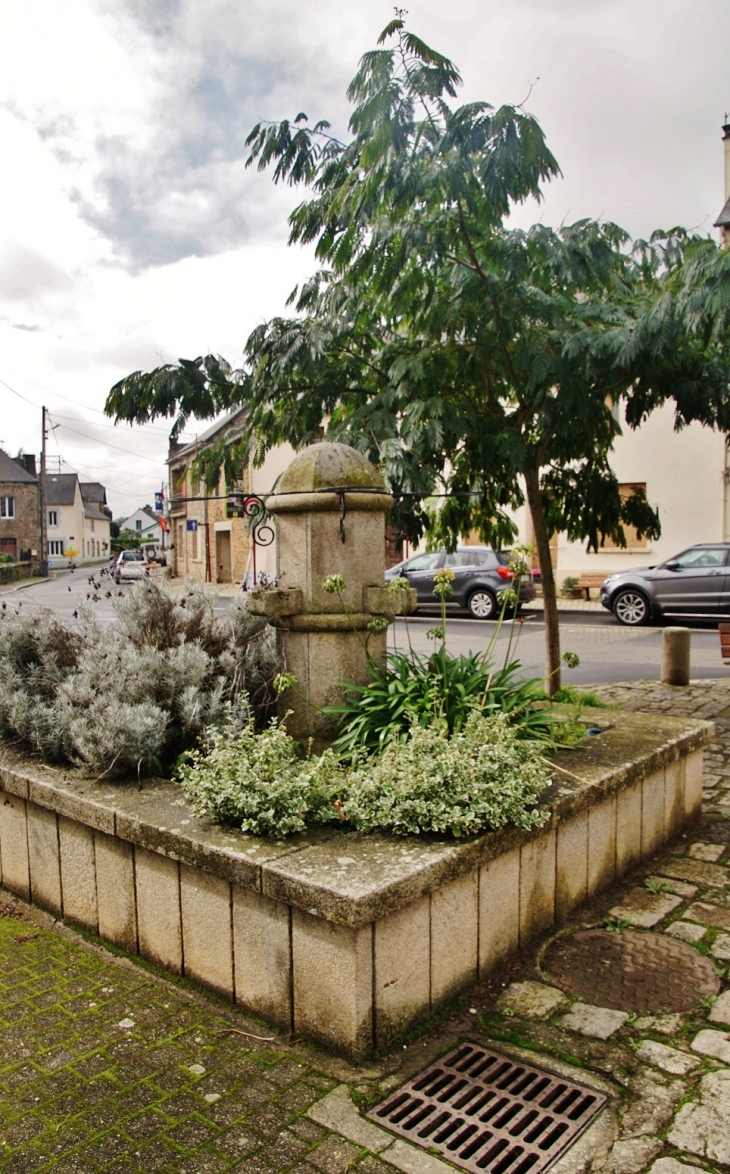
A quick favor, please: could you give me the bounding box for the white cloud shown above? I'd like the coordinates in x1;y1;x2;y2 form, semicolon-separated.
0;0;728;516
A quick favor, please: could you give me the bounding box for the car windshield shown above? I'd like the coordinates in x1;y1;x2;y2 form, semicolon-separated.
122;552;144;562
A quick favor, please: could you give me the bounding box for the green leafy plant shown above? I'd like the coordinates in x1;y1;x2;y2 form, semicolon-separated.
330;549;572;761
562;576;579;593
645;877;669;895
551;686;606;708
177;709;551;839
604;916;632;934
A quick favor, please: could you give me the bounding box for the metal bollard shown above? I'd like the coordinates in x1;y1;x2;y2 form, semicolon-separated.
661;626;691;686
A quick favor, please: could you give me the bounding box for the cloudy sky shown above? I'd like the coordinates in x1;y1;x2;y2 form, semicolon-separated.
0;0;728;518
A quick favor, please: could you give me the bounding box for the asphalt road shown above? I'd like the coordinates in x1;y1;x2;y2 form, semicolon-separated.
5;569;730;686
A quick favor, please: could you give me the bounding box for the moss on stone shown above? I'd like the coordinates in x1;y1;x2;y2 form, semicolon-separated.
274;442;386;494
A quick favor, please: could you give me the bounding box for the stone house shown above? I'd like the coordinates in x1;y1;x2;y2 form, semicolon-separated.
0;449;40;569
81;483;112;562
47;474;110;567
167;409;294;585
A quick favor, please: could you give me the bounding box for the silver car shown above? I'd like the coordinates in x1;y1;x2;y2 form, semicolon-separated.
115;550;150;584
601;544;730;625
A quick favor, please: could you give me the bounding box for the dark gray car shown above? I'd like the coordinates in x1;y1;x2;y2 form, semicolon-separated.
385;547;536;619
601;544;730;625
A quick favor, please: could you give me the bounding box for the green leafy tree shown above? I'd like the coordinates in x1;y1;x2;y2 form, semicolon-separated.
106;19;730;691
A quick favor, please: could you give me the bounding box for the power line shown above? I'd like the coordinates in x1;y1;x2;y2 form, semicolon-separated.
49;417;165;465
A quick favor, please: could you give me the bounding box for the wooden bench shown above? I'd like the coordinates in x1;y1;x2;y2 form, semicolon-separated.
719;623;730;664
576;573;608;600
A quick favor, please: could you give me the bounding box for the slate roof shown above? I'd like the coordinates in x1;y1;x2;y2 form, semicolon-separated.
168;408;248;465
46;474;79;505
715;196;730;228
84;502;110;522
0;448;38;485
80;482;107;505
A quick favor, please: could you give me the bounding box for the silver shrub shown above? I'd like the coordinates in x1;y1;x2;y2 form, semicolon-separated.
0;580;282;778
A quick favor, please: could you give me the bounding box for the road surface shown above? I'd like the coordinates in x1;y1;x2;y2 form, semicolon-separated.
4;570;729;686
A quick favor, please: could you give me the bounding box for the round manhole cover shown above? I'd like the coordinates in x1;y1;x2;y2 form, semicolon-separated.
543;929;720;1013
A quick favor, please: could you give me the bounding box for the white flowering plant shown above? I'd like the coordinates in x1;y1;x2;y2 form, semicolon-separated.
176;708;551;838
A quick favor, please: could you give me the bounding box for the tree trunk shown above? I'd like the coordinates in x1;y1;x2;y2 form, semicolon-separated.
524;464;561;695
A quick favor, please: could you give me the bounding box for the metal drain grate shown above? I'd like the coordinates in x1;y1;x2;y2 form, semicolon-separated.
368;1043;608;1174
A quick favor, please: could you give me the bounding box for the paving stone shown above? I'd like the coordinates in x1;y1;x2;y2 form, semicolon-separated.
495;980;569;1020
710;933;730;962
307;1134;362;1171
594;1137;662;1174
708;990;730;1026
649;1159;709;1174
664;921;707;944
691;1028;730;1063
645;876;697;899
635;1040;701;1075
683;902;730;932
688;842;726;862
632;1013;683;1035
307;1085;390;1153
557;1003;628;1039
608;888;681;928
654;858;728;888
620;1072;685;1138
668;1069;730;1164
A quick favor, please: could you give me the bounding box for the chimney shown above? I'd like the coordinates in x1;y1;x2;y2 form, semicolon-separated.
715;118;730;247
23;454;37;477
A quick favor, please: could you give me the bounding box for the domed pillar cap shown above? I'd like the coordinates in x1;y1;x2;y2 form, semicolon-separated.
266;442;394;513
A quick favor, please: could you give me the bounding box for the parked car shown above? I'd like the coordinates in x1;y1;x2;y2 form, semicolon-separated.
385;547;536;619
601;544;730;626
114;550;150;584
141;543;167;567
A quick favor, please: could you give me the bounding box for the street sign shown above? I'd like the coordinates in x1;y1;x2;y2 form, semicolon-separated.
47;561;54;568
186;520;198;532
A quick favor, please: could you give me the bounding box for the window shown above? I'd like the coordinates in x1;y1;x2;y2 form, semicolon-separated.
48;510;58;527
49;540;64;556
135;519;142;531
601;483;649;550
403;552;440;571
0;496;15;519
90;519;95;533
444;550;491;568
673;547;727;569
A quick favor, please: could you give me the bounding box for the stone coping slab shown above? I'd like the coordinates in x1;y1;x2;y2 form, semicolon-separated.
0;708;711;930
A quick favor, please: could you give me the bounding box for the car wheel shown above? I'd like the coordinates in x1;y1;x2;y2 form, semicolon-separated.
613;588;650;626
467;589;497;619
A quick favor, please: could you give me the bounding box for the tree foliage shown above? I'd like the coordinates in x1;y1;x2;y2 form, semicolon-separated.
105;18;730;688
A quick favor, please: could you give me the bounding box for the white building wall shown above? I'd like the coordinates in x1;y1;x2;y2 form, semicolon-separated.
554;402;728;582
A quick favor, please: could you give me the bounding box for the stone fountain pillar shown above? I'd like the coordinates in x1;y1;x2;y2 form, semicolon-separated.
246;442;414;749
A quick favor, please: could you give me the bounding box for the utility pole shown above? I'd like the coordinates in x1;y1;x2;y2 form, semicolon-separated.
40;406;48;577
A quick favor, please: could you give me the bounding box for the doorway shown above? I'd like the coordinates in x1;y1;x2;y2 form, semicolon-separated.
216;530;232;583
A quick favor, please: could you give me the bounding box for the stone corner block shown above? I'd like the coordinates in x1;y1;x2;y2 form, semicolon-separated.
308;1085;391;1153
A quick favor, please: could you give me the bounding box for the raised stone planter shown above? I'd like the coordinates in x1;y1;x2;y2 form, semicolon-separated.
0;709;709;1061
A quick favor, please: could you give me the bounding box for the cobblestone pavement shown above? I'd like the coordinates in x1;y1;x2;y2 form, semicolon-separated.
5;679;730;1174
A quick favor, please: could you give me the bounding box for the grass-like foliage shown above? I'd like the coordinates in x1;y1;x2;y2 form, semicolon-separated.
328;551;569;761
177;710;550;839
0;581;281;779
330;648;556;761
